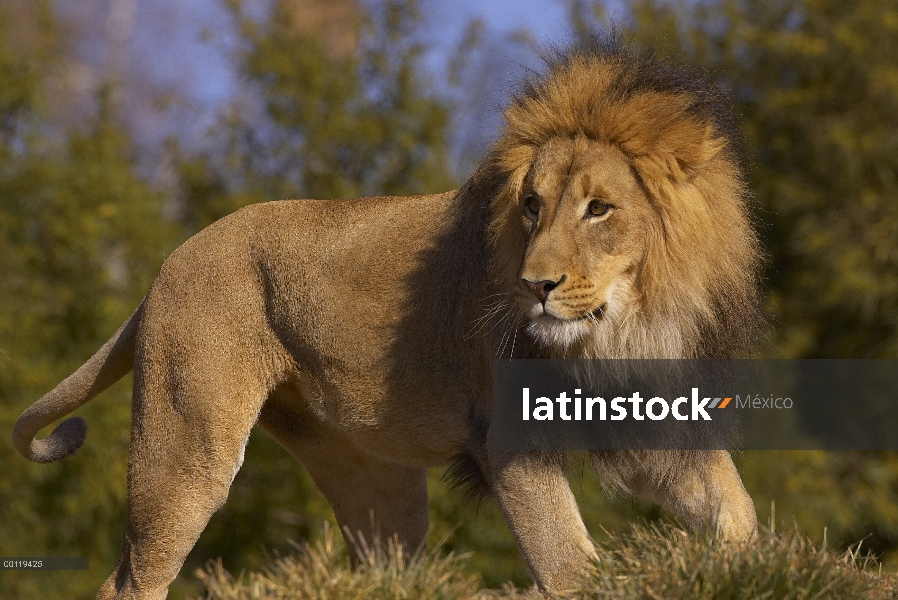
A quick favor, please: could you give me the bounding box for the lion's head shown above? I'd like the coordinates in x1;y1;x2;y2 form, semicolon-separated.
486;38;761;359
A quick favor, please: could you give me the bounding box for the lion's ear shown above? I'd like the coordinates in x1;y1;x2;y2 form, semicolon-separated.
612;93;727;202
631;127;725;204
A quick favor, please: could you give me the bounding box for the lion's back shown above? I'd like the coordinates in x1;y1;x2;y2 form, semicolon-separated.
137;192;472;396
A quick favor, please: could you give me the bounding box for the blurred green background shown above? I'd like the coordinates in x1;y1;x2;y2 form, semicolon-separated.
2;0;898;597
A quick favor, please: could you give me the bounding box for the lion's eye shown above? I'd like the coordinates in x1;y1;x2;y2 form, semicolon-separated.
523;195;540;219
587;199;612;218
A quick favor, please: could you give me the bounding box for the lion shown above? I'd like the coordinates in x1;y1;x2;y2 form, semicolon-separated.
13;36;761;598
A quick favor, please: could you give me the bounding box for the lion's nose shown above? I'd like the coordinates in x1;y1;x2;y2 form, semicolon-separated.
523;275;566;303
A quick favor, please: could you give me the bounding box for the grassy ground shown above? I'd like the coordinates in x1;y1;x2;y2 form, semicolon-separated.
192;523;898;600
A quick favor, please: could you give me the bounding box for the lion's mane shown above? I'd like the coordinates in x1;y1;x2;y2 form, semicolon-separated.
483;36;762;360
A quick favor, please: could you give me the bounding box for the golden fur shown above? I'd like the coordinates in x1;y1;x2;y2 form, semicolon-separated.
13;37;761;598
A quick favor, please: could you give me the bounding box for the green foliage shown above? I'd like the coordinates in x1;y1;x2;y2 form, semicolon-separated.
175;0;453;236
193;524;898;599
0;2;52;148
0;37;179;600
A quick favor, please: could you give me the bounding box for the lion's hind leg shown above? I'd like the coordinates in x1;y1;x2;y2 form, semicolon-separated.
258;390;429;562
98;359;269;600
300;445;429;563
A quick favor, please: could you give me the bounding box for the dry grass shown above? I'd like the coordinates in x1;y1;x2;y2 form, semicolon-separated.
566;524;898;599
194;523;898;600
193;523;488;600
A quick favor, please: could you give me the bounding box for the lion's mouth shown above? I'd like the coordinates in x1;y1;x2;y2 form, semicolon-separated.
575;303;607;321
538;303;607;322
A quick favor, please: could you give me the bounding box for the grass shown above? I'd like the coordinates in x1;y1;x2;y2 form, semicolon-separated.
193;523;898;600
568;524;897;599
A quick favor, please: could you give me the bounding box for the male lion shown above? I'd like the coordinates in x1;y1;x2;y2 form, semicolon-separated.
13;38;761;598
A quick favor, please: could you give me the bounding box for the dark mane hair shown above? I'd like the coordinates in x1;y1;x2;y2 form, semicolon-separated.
527;32;745;160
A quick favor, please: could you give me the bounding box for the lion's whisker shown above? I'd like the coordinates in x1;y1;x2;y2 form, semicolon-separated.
496;310;524;359
466;302;510;339
466;297;519;341
508;316;521;358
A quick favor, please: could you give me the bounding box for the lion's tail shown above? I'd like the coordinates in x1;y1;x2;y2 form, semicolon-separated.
13;301;145;463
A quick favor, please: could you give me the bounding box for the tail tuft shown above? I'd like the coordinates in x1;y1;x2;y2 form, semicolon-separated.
24;417;88;463
12;301;142;464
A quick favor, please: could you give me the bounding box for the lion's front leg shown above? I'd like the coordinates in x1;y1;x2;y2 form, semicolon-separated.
594;449;757;542
488;449;596;591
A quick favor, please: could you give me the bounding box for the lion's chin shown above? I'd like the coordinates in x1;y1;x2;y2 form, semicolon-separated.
526;316;592;350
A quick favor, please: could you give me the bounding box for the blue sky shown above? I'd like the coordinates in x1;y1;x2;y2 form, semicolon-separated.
105;0;613;164
427;0;571;53
131;0;577;108
55;0;642;153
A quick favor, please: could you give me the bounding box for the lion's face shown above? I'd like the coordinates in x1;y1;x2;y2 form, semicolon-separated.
489;53;760;359
512;136;657;351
